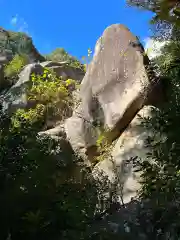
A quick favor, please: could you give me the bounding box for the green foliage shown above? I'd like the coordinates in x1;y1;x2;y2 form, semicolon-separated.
126;1;180;238
127;0;180;26
45;48;70;62
129;21;180;240
95;130;116;164
0;28;45;66
4;54;29;81
81;48;93;71
7;32;31;55
154;38;180;73
0;105;110;240
45;48;85;71
0;30;31;56
27;68;78;124
11;104;46;130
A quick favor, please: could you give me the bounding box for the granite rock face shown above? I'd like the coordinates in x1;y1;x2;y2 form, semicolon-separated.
65;24;153;161
93;106;155;204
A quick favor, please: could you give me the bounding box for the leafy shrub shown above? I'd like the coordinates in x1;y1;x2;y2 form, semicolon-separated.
11;104;46;130
27;68;79;126
4;54;29;80
130;34;180;238
45;48;70;62
45;48;85;71
0;107;104;240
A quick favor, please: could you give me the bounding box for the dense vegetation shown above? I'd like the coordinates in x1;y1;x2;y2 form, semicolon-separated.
0;106;103;239
0;28;44;62
127;0;180;26
126;0;180;239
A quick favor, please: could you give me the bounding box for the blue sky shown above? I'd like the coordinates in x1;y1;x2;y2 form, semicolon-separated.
0;0;154;61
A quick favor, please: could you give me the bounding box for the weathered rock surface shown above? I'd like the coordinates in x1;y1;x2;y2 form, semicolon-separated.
65;24;153;161
41;61;84;82
64;105;99;165
2;63;44;112
93;106;154;204
0;56;5;90
0;50;13;91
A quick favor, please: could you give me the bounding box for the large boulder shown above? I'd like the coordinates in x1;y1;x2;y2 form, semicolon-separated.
65;24;153;161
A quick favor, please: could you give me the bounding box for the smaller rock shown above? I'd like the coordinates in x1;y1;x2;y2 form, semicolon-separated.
93;106;155;205
40;61;84;82
2;63;44;112
38;124;66;139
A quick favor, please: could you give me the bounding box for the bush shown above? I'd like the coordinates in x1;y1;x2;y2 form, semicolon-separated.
27;68;79;126
4;54;29;83
45;48;85;71
131;36;180;238
0;104;109;240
